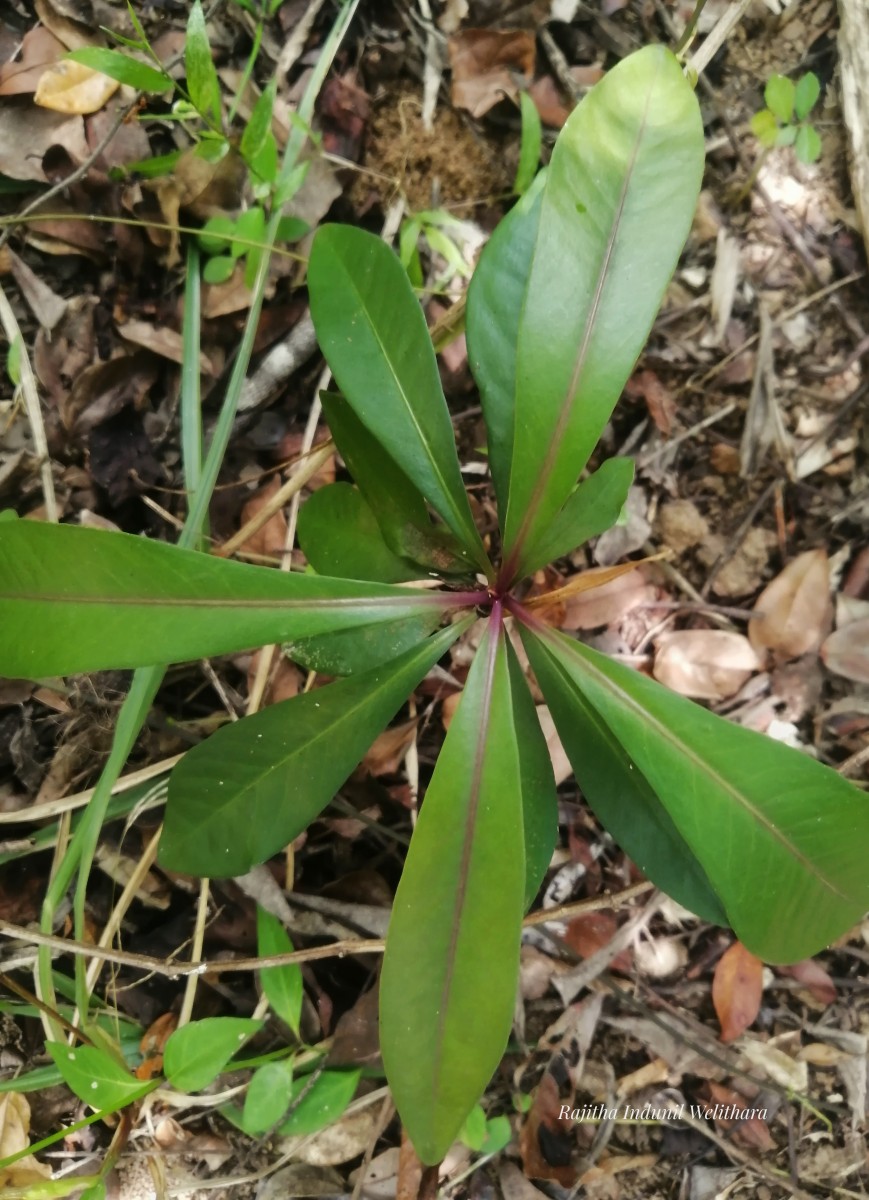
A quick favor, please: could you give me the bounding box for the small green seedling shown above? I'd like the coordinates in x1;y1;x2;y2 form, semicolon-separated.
751;71;822;164
2;45;867;1171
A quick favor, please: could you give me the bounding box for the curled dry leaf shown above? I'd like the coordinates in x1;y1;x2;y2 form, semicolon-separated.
35;60;120;114
703;1082;775;1151
448;29;535;118
0;27;65;96
558;568;655;631
0;1093;51;1187
821;618;869;684
749;548;831;661
653;629;760;700
712;941;763;1043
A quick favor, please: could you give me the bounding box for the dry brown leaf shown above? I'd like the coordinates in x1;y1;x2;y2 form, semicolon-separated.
117;319;217;374
776;958;837;1007
8;248;67;330
358;719;417;776
536;706;572;785
653;630;759;700
448;29;535;118
238;477;290;560
712;941;763;1043
0;106;89;182
0;26;65;96
0;1093;52;1187
35;60;120;114
558;568;655;631
564;912;633;973
703;1082;775;1151
749;548;831;661
527;74;571;127
821;618;869;684
248;648;301;706
625;368;676;435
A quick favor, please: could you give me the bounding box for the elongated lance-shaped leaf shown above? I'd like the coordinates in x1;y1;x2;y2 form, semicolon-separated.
504;639;558;909
523;623;869;962
161;623;466;877
501;46;704;583
520;457;635;578
465;173;545;517
320;392;471;577
297;482;423;583
521;627;726;924
308;227;491;577
285;611;444;677
380;610;525;1164
0;521;476;677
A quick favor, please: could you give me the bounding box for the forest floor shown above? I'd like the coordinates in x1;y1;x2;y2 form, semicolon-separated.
1;0;869;1198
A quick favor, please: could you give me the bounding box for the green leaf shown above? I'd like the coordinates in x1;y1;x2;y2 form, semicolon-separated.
232;206;266;257
459;1104;488;1150
186;0;222;125
320;391;472;577
257;908;303;1035
514;92;542;196
298;483;423;583
520;457;635;577
163;1017;263;1092
794;72;820;121
202;255;236;284
65;48;172;93
0;521;466;677
764;74;795;124
241;1060;295;1132
160;623;466;876
46;1043;150;1111
480;1113;512;1155
775;124;798;148
795;124;821;164
276;216;309;243
241;77;277;163
6;335;21;386
501;46;704;582
750;108;779;147
521;628;727;924
198;217;237;255
285;611;445;676
308;226;489;576
465;174;544;517
505;640;558;909
380;614;525;1164
278;1068;361;1135
524;624;869;962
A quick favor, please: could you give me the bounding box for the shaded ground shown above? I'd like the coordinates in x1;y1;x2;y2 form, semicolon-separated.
1;0;868;1197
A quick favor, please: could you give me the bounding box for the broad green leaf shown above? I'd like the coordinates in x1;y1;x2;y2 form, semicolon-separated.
257;908;303;1035
241;1060;294;1133
775;124;798;148
504;640;558;909
297;483;422;583
380;616;525;1164
65;48;171;93
160;623;466;876
163;1018;263;1092
0;521;465;677
514;92;542;196
501;46;704;582
520;457;635;577
521;628;727;924
795;124;821;164
459;1104;488;1150
241;77;277;162
764;74;795;124
465;174;545;517
524;624;869;962
750;108;779;146
46;1043;151;1111
285;611;444;676
794;72;820;121
198;215;237;256
278;1068;361;1135
186;0;222;125
308;226;489;576
233;206;266;258
320;392;471;576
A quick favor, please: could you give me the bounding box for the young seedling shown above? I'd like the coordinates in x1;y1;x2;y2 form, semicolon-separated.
2;45;867;1169
751;71;822;165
